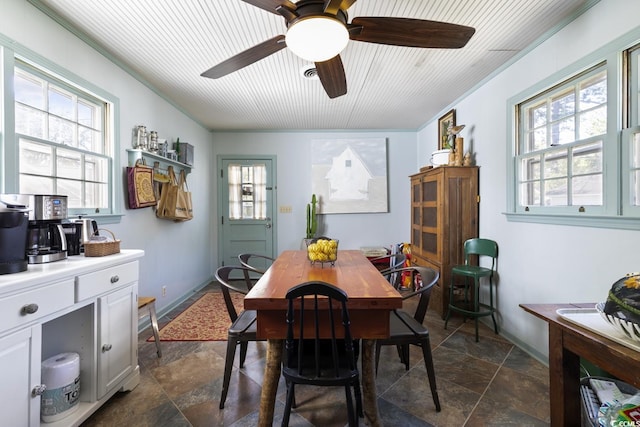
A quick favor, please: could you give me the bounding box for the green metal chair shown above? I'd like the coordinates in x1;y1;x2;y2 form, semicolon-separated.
444;238;498;342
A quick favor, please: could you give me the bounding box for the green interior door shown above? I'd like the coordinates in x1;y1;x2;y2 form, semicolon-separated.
219;157;275;269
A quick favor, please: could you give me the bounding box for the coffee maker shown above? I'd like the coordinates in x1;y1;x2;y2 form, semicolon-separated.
25;195;69;264
0;195;29;274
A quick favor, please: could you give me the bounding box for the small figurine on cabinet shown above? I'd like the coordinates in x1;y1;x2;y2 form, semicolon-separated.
463;152;472;166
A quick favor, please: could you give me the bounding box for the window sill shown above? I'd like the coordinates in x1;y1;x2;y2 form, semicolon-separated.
504;212;640;230
68;213;124;225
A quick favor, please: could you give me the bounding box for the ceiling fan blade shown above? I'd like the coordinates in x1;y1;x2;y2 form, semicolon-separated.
315;55;347;99
349;17;475;49
324;0;344;14
241;0;296;15
340;0;358;10
201;35;286;79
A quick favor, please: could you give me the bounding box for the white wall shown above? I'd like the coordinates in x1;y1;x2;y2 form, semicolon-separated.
419;0;640;360
1;0;215;309
212;131;416;252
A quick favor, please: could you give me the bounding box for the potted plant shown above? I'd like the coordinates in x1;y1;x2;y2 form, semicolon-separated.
305;194;318;241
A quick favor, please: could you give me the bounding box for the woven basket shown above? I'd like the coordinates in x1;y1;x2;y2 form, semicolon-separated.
84;229;121;257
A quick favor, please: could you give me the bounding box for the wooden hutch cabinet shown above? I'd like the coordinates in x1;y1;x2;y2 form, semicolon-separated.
409;166;479;318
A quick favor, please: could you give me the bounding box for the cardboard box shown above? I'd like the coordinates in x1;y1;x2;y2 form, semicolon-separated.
175;142;193;166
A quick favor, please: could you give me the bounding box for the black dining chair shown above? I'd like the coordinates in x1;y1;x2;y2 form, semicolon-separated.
375;265;441;412
281;281;362;427
369;252;407;273
214;265;265;409
238;253;274;274
369;253;407;287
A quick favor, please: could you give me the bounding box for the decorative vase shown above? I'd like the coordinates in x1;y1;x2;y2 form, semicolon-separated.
455;137;464;166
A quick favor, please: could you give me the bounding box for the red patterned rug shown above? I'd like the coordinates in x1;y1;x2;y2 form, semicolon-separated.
147;292;243;341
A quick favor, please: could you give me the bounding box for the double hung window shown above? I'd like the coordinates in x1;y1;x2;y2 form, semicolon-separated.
509;36;640;229
516;65;608;213
14;62;112;214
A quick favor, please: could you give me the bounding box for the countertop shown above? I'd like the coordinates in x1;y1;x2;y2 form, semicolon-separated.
0;249;144;295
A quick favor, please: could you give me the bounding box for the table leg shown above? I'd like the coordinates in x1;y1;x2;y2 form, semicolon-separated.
548;325;580;427
361;339;382;427
258;338;283;427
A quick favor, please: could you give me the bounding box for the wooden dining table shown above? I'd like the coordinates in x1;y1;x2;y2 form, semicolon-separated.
244;249;403;426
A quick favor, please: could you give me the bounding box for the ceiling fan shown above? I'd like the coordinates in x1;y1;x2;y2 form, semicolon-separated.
201;0;475;99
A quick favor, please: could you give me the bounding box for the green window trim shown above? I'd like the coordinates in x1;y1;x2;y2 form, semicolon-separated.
1;34;123;220
506;26;640;230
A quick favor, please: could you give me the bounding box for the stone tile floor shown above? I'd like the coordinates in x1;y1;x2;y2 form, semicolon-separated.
82;283;550;426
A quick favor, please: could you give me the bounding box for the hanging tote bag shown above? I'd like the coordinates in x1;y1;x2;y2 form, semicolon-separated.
156;166;178;220
156;167;193;221
173;169;193;221
126;159;156;209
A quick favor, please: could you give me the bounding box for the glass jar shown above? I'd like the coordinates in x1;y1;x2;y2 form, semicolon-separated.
134;125;148;150
149;131;158;152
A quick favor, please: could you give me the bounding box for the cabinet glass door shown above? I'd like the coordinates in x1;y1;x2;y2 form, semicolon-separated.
421;178;439;259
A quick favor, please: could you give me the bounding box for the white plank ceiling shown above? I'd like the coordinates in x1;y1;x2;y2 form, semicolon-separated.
31;0;594;130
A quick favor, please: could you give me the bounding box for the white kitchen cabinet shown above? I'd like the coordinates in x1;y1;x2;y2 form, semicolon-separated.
0;250;144;427
98;285;136;397
0;325;41;426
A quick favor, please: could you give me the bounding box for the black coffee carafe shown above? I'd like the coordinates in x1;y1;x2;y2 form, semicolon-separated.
0;210;29;274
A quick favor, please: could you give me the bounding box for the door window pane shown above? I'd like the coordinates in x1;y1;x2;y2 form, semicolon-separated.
228;163;267;220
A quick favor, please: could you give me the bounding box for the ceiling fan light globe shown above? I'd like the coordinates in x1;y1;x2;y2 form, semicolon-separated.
286;16;349;62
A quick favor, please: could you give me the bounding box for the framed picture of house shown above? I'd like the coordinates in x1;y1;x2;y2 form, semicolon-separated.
438;109;456;149
311;138;388;214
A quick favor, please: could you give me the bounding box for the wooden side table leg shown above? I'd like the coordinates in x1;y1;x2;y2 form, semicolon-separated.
548;325;580;427
258;338;283;427
361;339;382;427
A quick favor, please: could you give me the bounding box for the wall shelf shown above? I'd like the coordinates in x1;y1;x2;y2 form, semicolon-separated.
126;149;192;174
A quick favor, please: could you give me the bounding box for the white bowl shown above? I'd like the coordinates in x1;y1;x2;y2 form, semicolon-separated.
596;302;640;343
430;149;451;166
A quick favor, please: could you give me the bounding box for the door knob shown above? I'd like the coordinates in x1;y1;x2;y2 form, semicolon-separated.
102;344;113;352
32;384;47;396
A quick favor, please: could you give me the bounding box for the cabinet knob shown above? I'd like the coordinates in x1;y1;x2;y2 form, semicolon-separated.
32;384;47;396
110;275;119;284
102;344;113;352
21;303;39;315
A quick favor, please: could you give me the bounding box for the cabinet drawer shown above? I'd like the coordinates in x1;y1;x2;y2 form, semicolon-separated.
76;261;139;301
0;280;74;331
